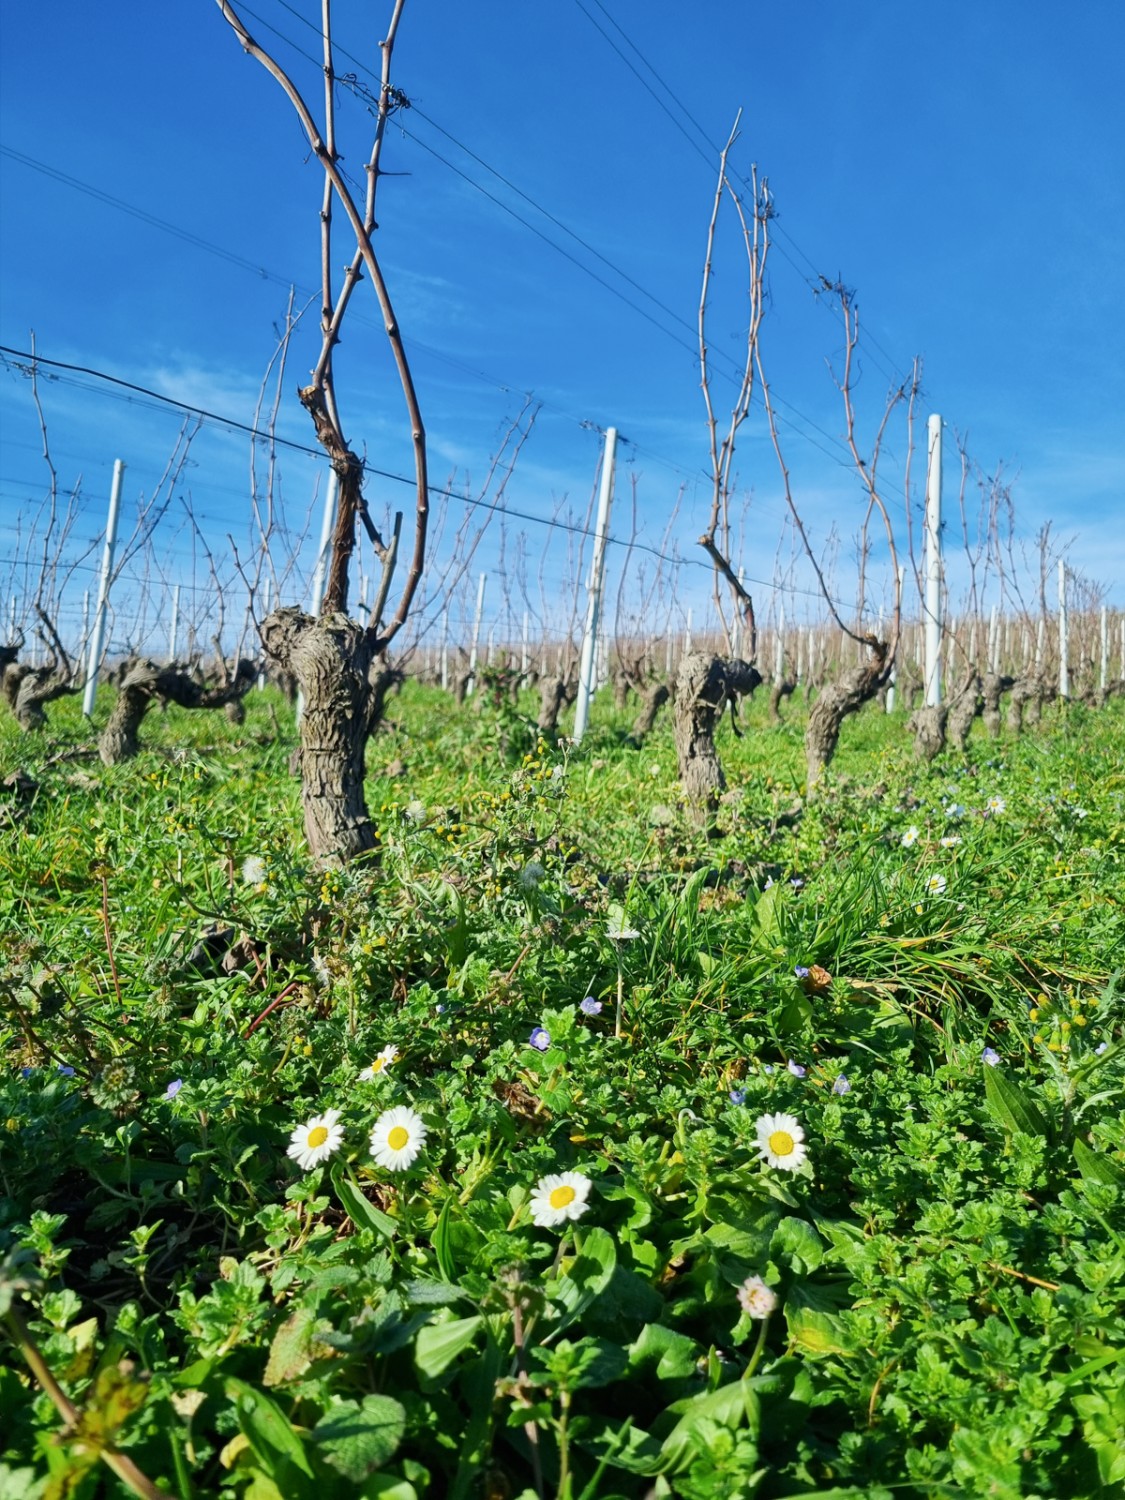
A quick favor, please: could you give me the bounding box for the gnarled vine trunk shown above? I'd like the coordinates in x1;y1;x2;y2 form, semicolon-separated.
981;672;1015;738
537;674;575;736
1007;674;1054;734
947;673;982;753
629;680;670;747
98;657;257;764
907;703;948;762
261;608;382;864
12;665;78;732
768;679;796;724
673;651;762;825
805;646;889;793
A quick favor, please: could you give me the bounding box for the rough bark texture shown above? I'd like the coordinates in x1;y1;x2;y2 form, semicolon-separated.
981;673;1015;738
946;671;983;753
897;671;923;713
3;662;30;711
673;652;762;825
805;650;888;793
537;675;573;735
262;608;379;864
1007;674;1054;734
629;680;671;746
768;680;796;724
907;704;949;761
98;657;257;765
12;666;78;732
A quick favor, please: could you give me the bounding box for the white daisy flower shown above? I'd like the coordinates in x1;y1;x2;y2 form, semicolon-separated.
754;1112;808;1172
607;922;641;942
529;1171;592;1228
901;826;920;848
370;1106;427;1171
286;1107;344;1172
737;1275;778;1319
986;795;1006;815
939;835;962;848
926;873;948;896
359;1044;398;1080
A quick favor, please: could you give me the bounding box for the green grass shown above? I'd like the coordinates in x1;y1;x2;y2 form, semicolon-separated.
1;684;1123;1499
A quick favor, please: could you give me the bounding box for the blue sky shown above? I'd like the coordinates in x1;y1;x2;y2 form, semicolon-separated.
2;0;1123;659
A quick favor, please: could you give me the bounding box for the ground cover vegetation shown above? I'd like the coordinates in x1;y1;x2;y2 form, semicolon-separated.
1;683;1123;1500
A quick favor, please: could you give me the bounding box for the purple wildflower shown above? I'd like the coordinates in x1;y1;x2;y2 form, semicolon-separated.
832;1075;851;1096
787;1060;806;1078
56;1065;76;1077
579;997;603;1016
982;1047;1000;1067
790;878;805;889
729;1088;747;1106
794;965;811;979
528;1026;551;1052
164;1078;183;1100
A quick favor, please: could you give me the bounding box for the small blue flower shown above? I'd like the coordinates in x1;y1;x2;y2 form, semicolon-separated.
579;996;603;1016
982;1047;1000;1067
832;1074;851;1095
436;1004;446;1014
762;1064;775;1075
1095;1042;1108;1056
20;1066;35;1079
56;1065;76;1077
164;1078;183;1100
528;1026;551;1052
787;1059;806;1078
729;1088;746;1106
790;878;805;889
794;965;811;979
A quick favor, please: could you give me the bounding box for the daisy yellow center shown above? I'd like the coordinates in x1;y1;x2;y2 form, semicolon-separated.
549;1185;576;1209
387;1126;410;1151
307;1126;329;1148
371;1059;385;1073
768;1130;795;1156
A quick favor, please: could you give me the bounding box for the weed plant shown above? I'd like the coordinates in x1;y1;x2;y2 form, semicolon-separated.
1;685;1123;1498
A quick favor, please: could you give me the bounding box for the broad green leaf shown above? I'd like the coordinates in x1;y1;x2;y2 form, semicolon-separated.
771;1216;823;1274
750;881;785;949
784;1305;856;1358
332;1166;398;1240
414;1314;484;1380
360;1475;419;1500
659;1380;759;1472
1073;1137;1125;1187
264;1307;318;1387
983;1063;1050;1138
432;1194;459;1283
547;1227;617;1331
627;1322;700;1382
226;1377;314;1479
312;1396;406;1483
401;1278;467;1307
